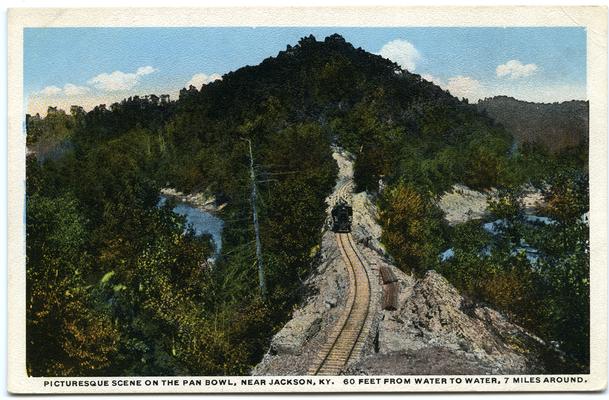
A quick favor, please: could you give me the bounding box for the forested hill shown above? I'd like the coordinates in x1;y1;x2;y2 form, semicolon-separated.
26;34;588;376
26;33;514;194
477;96;589;154
169;33;514;195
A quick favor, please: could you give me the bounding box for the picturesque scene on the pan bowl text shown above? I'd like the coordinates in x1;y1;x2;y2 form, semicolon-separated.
25;27;589;377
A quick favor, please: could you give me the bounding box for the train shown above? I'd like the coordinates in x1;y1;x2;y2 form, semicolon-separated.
331;201;353;233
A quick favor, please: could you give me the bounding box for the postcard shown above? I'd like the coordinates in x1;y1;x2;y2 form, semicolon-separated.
7;6;607;393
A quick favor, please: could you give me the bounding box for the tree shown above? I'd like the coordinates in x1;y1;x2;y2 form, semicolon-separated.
378;182;445;274
27;193;119;376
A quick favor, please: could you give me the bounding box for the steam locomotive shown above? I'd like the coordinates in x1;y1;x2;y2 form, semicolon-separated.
331;201;353;233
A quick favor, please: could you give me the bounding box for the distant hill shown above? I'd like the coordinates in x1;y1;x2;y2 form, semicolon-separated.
477;96;588;153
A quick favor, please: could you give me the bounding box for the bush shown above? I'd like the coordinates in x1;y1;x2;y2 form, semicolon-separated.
378;182;445;275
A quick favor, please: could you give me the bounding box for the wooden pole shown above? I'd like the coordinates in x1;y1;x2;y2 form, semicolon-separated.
246;139;267;298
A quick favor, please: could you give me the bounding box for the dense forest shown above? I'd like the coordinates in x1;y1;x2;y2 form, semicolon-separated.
26;34;589;376
477;96;589;154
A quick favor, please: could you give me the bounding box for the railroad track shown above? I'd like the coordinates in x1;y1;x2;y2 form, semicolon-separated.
308;182;372;375
334;180;352;204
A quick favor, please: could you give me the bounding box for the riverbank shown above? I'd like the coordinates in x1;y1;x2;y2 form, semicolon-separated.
159;189;225;254
160;188;227;213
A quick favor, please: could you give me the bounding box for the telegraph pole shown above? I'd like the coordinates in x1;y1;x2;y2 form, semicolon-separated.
245;139;267;299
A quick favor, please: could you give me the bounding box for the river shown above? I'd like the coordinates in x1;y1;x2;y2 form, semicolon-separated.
158;195;224;255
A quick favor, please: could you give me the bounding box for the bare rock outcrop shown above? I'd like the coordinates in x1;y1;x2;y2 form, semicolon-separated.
160;187;227;212
438;184;545;226
354;270;546;375
438;184;490;225
270;312;323;355
351;192;386;257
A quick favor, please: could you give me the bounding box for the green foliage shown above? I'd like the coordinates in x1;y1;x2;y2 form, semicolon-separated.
439;221;543;332
26;108;78;162
25;33;589;376
500;142;588;188
439;174;589;372
462;134;510;190
26;192;120;376
26;36;345;376
487;188;525;244
378;182;445;275
478;96;588;154
26;107;75;146
542;169;589;224
530;172;590;368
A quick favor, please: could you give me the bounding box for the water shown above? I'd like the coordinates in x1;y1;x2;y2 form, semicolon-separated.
479;217;553;265
444;215;554;264
525;215;555;225
483;219;507;235
511;247;541;264
158;196;224;254
440;248;455;261
483;215;555;235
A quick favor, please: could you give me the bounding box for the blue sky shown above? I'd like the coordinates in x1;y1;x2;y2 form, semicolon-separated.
24;27;587;114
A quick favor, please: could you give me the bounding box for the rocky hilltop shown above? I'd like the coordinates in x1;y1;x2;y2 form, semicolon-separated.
254;149;551;376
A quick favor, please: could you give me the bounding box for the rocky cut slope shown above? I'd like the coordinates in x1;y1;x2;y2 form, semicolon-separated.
254;149;554;376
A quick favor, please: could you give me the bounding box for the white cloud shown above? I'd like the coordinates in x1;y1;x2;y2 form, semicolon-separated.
88;65;157;92
445;75;485;100
186;73;222;88
38;86;62;96
421;74;443;85
420;70;585;103
35;83;90;97
136;66;156;76
496;60;538;79
62;83;90;96
420;73;487;101
378;39;421;72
